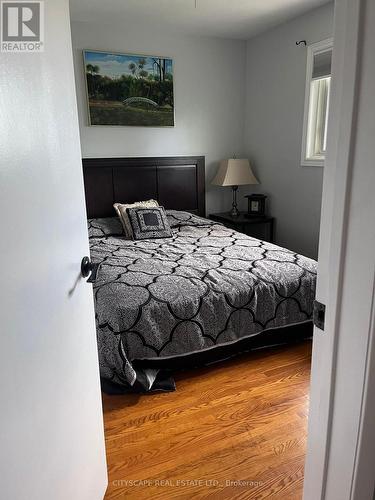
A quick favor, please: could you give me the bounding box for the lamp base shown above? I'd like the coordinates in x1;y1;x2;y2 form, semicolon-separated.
230;206;240;217
230;185;240;217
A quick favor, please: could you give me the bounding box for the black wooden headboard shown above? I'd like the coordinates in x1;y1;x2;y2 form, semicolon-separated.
82;156;205;219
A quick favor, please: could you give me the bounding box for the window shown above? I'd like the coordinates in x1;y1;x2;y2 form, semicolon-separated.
301;38;333;167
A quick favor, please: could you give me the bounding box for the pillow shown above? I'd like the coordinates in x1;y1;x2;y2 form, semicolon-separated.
126;206;172;240
114;199;159;237
88;217;124;238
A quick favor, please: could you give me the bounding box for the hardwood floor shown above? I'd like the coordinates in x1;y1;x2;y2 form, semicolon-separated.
103;340;312;500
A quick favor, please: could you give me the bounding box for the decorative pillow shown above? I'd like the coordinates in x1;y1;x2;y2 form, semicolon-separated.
114;199;159;237
126;206;172;240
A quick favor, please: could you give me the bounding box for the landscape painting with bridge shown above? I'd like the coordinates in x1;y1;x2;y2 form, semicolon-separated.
83;50;174;127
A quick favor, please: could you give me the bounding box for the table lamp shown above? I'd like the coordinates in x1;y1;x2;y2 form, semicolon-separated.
212;158;259;217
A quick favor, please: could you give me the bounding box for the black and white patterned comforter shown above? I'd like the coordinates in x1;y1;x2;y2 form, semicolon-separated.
88;211;317;391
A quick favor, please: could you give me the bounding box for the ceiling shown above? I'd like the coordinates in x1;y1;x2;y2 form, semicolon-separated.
69;0;331;40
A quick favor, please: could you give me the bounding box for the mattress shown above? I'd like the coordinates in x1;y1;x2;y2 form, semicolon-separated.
88;211;317;391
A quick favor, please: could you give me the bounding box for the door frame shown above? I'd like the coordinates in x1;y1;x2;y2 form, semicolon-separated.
303;0;375;498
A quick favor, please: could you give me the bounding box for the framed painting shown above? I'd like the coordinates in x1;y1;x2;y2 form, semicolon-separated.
83;50;174;127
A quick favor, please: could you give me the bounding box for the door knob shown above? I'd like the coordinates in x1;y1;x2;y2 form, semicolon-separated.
81;256;93;277
81;256;99;282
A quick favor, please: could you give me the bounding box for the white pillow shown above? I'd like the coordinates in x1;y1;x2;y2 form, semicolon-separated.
114;199;159;237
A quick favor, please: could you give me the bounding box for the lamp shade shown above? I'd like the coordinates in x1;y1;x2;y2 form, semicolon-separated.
212;158;259;187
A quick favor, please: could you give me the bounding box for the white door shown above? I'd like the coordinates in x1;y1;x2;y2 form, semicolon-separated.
0;1;107;499
303;0;375;498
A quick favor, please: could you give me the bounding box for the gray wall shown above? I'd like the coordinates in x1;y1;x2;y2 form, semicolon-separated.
71;21;246;215
71;4;334;257
244;2;334;258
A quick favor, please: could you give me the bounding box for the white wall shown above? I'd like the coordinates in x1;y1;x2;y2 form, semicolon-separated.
71;20;246;215
244;2;334;258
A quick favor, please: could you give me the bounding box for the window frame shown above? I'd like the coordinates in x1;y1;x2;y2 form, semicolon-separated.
301;38;333;167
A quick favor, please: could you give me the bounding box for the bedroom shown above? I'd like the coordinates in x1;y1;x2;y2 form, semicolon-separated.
1;1;374;500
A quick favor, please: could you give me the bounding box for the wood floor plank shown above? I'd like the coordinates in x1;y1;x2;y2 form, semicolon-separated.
103;340;312;499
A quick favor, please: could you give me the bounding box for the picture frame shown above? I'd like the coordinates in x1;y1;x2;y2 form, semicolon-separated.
83;49;174;127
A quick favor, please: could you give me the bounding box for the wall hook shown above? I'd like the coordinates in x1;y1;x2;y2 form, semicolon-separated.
296;40;307;46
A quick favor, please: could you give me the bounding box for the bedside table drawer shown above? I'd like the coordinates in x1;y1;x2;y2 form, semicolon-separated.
209;212;274;243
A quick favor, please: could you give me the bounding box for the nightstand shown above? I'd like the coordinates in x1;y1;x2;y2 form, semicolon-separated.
209;212;275;243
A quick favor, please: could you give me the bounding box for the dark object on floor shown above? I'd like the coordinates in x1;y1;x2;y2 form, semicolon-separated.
101;370;176;395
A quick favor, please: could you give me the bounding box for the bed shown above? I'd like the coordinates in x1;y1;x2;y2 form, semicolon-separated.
83;156;317;392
